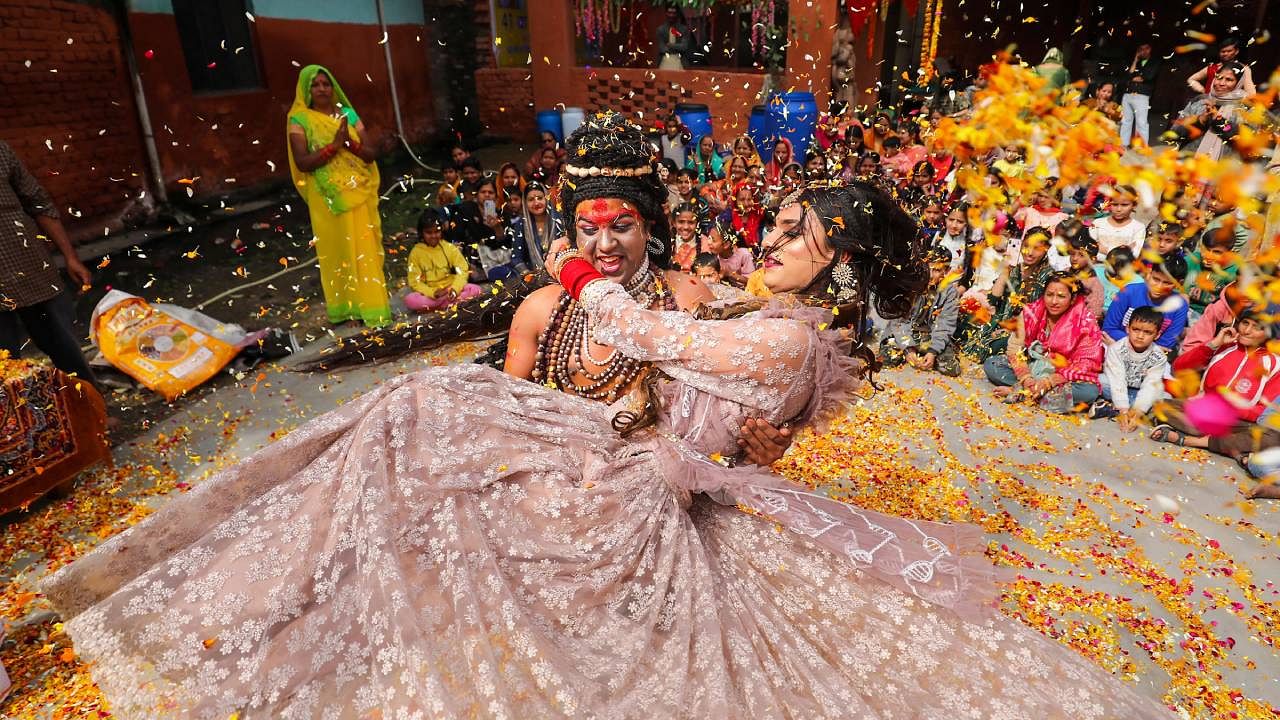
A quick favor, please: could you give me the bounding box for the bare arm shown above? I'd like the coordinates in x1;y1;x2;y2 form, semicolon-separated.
503;285;562;379
350;120;385;164
664;268;716;310
990;263;1011;298
1187;66;1208;93
289;130;339;173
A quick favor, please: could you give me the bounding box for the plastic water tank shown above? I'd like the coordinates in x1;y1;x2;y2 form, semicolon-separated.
767;92;819;163
536;109;563;142
675;102;713;142
560;107;586;140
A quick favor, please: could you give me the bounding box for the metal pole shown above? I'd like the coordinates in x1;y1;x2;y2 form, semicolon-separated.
375;0;408;141
110;0;167;203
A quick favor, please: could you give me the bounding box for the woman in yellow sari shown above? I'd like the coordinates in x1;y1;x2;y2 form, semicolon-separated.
287;65;391;327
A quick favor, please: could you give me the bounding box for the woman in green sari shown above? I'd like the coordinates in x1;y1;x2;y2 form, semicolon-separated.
287;65;392;327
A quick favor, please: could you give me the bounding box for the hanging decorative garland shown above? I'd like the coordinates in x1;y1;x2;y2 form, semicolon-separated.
918;0;944;77
576;0;627;43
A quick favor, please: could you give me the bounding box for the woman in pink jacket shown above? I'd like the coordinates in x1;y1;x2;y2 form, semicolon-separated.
984;271;1105;412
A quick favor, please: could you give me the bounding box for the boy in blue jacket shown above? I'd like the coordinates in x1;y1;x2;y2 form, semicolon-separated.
1102;253;1189;353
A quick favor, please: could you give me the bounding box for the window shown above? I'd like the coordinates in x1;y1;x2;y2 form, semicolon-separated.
575;2;788;73
171;0;263;93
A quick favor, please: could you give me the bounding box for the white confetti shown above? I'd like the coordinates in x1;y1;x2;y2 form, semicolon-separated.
1153;494;1180;514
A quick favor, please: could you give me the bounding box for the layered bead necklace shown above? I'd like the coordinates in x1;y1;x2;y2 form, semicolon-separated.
532;256;677;403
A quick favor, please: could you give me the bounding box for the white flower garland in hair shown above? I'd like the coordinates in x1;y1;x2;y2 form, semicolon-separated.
564;164;654;178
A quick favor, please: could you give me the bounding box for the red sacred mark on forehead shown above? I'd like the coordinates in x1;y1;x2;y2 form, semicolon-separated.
580;200;636;226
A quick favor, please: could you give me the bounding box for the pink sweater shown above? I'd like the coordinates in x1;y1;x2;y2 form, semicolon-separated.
1182;292;1235;356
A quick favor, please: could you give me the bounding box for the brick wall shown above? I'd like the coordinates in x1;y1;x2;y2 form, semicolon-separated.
0;0;149;238
579;67;766;136
475;67;537;141
473;0;494;69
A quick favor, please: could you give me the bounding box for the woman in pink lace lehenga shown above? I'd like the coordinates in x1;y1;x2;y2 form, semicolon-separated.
42;114;1170;719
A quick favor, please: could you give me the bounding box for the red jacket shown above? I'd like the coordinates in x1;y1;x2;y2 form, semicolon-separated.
1172;343;1280;422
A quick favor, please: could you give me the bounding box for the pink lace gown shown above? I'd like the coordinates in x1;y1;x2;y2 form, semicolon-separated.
42;282;1170;719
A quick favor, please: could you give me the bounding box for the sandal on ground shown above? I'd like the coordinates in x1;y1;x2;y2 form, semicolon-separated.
1150;424;1186;446
1236;452;1253;474
1001;390;1027;405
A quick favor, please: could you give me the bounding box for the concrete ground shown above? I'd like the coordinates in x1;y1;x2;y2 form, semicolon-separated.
0;344;1276;718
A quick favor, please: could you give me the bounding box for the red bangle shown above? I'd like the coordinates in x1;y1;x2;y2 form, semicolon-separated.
559;258;604;300
320;145;337;161
347;140;362;154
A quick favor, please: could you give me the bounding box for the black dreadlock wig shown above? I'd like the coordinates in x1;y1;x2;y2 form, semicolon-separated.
292;270;546;372
559;112;672;270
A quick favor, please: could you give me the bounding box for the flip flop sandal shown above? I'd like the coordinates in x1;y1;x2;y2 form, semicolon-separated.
1001;390;1027;405
1237;453;1253;474
1150;424;1186;446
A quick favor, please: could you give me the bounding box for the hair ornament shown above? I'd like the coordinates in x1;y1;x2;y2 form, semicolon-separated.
565;164;654;178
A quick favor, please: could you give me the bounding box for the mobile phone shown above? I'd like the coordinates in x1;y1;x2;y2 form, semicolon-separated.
483;200;497;217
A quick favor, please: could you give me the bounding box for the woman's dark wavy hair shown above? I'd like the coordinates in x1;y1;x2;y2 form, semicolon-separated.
558;112;672;269
785;181;928;322
758;181;927;380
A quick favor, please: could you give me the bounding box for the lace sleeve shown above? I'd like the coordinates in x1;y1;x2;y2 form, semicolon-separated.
580;280;816;420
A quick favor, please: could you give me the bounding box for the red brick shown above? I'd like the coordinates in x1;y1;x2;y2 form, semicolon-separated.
0;0;146;239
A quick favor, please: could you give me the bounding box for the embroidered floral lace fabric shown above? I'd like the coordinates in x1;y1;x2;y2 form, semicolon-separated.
42;284;1170;719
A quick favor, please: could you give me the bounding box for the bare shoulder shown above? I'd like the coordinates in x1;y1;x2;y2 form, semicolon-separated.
663;269;716;311
513;284;563;325
505;284;563;378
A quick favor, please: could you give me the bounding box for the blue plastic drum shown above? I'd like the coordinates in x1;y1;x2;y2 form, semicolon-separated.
536;109;563;142
747;104;770;162
675;102;713;143
767;91;819;163
561;107;586;140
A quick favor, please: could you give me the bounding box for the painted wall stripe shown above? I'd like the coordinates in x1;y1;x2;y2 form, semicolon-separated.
129;0;424;26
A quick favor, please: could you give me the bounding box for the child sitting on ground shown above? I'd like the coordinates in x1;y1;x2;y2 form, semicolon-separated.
1091;306;1169;431
702;218;756;287
670;203;701;272
405;208;482;313
1151;314;1280;498
1102;253;1189;353
1017;182;1071;270
1089;185;1147;260
881;247;962;377
1148;220;1186;260
1064;229;1105;321
1183;229;1239;322
959;212;1011;310
1095;245;1141;314
690;252;745;301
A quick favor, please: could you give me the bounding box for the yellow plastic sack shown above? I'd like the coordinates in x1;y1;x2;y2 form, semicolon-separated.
93;292;238;400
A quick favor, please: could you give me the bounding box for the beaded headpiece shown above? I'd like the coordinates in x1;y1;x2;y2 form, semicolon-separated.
560;111;671;269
